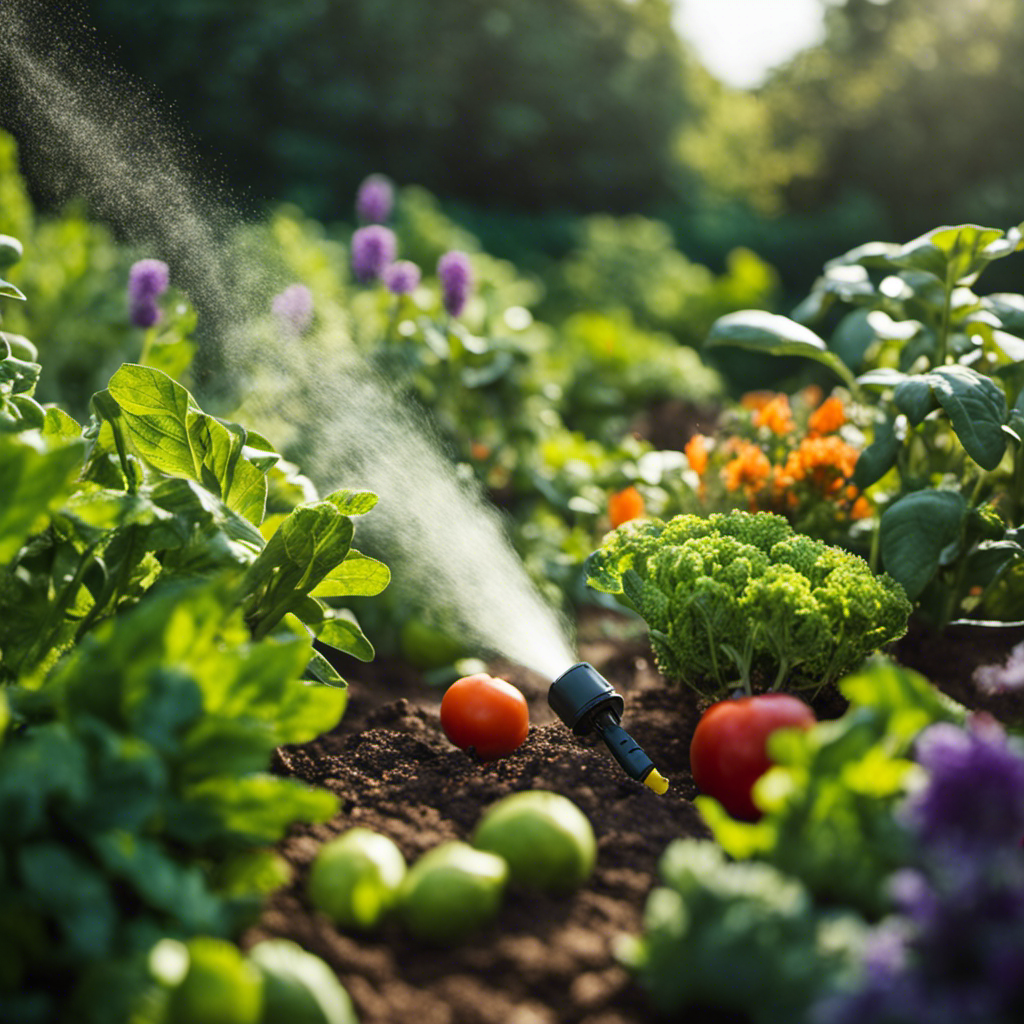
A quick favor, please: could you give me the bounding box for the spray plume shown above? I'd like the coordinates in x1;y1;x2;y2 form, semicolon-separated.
0;0;576;679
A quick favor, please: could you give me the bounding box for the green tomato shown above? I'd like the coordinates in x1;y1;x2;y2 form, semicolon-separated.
307;828;406;930
473;790;596;894
398;841;507;944
248;940;358;1024
399;617;465;669
0;235;23;269
165;938;263;1024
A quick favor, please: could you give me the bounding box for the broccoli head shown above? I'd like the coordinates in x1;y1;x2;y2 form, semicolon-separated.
584;511;912;696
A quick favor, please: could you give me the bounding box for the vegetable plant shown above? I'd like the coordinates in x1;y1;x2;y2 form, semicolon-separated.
585;510;911;697
472;790;596;894
689;694;816;821
306;828;406;931
397;842;508;944
705;222;1024;630
439;673;530;760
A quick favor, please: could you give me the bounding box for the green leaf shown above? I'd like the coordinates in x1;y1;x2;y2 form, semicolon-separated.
839;662;965;739
894;224;1015;285
310;550;390;597
0;276;26;300
41;407;82;443
881;490;968;600
318;612;374;662
893;377;938;427
928;365;1008;470
705;311;857;392
829;309;876;372
0;433;85;565
855;368;907;390
305;648;346;687
852;417;899;489
322;489;378;516
177;774;338;845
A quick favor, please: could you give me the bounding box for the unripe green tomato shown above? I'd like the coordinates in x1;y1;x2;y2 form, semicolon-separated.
473;790;596;894
165;937;263;1024
307;827;406;930
0;235;23;269
398;841;507;944
248;939;358;1024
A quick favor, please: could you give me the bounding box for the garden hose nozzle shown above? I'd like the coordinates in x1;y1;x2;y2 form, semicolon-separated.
548;662;668;794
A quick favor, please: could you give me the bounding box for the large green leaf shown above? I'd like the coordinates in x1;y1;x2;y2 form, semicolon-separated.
928;365;1008;470
892;377;938;427
705;311;857;392
107;365;269;524
894;224;1020;285
318;611;374;662
310;550;390;598
880;490;968;600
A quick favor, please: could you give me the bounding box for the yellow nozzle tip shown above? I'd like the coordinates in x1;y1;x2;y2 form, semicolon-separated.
644;768;669;795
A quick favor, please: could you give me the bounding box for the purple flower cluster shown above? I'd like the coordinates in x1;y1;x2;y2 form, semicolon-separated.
816;716;1024;1024
351;226;397;284
382;260;421;296
437;250;473;317
127;258;169;328
355;174;394;224
974;640;1024;694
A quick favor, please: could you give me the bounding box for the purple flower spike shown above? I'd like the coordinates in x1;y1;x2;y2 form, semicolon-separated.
437;250;473;317
128;258;169;327
130;298;160;329
382;260;421;296
355;173;395;224
351;226;397;284
128;259;170;302
271;283;314;335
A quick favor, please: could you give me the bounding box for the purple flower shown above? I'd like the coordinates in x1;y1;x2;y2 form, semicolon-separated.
128;258;170;302
271;283;314;335
903;716;1024;851
355;173;394;224
128;258;169;328
130;299;160;329
351;226;397;284
437;250;473;317
382;260;421;296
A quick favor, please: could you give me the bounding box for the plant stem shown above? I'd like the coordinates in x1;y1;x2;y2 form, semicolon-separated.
936;271;954;367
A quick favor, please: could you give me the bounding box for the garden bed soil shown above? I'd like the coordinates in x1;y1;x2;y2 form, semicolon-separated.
243;611;1024;1024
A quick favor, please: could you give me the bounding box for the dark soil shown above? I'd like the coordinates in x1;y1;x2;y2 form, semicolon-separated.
242;611;1024;1024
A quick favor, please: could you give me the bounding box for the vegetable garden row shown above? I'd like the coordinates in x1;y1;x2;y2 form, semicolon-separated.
4;154;1024;1024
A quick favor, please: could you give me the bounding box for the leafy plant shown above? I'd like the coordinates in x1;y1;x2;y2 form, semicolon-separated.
585;510;911;697
706;222;1024;630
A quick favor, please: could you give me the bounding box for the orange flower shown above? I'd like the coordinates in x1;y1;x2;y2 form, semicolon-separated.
783;435;859;496
753;394;795;435
684;434;709;476
608;486;645;528
722;442;773;496
470;441;491;461
850;496;872;520
740;390;776;412
807;395;846;436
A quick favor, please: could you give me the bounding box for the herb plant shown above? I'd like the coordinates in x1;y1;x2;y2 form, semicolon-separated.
585;510;911;697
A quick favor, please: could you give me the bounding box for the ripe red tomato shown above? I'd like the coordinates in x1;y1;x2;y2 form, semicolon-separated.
689;694;816;821
440;674;530;761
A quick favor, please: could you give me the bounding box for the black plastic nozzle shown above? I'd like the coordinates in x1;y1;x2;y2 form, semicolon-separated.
548;663;668;794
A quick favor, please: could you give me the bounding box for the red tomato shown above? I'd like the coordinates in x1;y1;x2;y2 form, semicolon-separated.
440;674;530;761
689;694;816;821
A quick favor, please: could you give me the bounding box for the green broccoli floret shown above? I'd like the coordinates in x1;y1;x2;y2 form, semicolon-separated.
584;511;912;697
